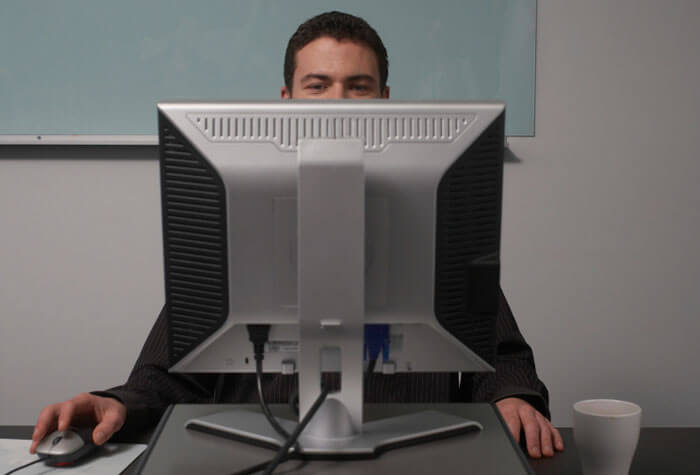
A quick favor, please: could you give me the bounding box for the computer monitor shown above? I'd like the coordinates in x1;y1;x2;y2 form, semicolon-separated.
157;100;505;456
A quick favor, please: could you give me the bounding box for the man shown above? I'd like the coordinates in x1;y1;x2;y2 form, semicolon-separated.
30;11;563;460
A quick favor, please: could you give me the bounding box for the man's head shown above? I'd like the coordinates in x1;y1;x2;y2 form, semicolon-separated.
281;11;389;99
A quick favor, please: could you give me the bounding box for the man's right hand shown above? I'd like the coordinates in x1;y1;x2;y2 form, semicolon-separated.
29;393;126;453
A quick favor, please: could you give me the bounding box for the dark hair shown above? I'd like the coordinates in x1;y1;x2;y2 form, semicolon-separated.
284;11;389;92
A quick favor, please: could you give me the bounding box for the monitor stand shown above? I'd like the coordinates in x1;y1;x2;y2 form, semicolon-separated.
186;139;482;457
185;407;482;457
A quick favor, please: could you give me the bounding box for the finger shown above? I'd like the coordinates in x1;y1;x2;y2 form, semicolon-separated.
92;407;125;445
56;399;77;432
536;413;554;457
519;406;541;458
503;413;521;444
497;404;521;443
553;428;565;451
60;393;100;428
30;405;60;453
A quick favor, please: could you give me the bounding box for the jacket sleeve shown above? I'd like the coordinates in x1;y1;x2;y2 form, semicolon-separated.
92;305;218;436
470;287;551;419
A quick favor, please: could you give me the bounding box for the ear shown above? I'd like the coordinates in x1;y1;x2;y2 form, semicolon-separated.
381;85;390;99
281;86;292;99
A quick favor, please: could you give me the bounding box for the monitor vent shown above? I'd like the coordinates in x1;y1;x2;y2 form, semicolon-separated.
159;112;229;365
188;113;476;151
434;112;505;365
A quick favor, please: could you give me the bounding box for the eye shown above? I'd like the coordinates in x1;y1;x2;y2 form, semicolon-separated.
349;83;374;95
306;83;326;92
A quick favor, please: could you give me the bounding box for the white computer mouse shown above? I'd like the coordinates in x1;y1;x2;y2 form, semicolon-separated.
35;427;98;466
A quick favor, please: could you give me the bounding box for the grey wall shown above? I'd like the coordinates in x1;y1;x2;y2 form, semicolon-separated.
1;0;699;427
502;0;700;425
0;151;164;424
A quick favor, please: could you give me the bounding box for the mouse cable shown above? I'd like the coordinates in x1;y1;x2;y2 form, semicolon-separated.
4;456;46;475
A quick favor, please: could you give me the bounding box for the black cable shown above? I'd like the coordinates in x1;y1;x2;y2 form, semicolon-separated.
263;386;330;475
233;325;331;475
366;358;377;374
255;357;293;441
229;459;271;475
4;457;45;475
288;387;299;416
229;458;310;475
246;324;298;451
212;373;226;403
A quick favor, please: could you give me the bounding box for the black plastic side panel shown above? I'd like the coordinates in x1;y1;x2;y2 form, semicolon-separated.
434;112;505;366
158;112;229;367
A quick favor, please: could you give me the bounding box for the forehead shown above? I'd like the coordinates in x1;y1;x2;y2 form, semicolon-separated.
293;36;380;81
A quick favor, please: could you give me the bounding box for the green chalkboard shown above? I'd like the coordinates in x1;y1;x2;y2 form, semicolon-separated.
0;0;536;141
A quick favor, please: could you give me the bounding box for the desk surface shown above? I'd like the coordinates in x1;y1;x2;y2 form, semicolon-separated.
530;426;700;475
4;410;700;474
137;403;531;474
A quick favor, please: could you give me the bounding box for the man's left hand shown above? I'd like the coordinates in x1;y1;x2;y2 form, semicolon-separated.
495;397;564;458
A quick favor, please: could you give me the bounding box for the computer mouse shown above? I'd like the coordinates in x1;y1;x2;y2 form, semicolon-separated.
35;427;98;466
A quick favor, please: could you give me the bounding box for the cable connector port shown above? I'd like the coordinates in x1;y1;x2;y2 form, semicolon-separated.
247;324;271;362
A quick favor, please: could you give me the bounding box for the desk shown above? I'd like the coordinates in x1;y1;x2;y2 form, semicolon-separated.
136;403;531;474
530;427;700;475
4;411;699;474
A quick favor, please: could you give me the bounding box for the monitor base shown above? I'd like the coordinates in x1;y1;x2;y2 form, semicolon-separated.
185;408;482;458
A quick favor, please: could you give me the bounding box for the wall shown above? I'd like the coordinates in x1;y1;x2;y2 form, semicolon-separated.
1;0;699;426
503;0;700;425
0;150;163;423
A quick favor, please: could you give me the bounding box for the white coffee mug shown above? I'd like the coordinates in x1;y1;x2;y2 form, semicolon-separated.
573;399;642;475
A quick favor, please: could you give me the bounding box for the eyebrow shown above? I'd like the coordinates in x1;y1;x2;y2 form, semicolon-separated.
300;74;377;84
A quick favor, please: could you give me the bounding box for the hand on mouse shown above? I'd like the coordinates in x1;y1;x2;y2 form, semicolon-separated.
29;393;126;454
